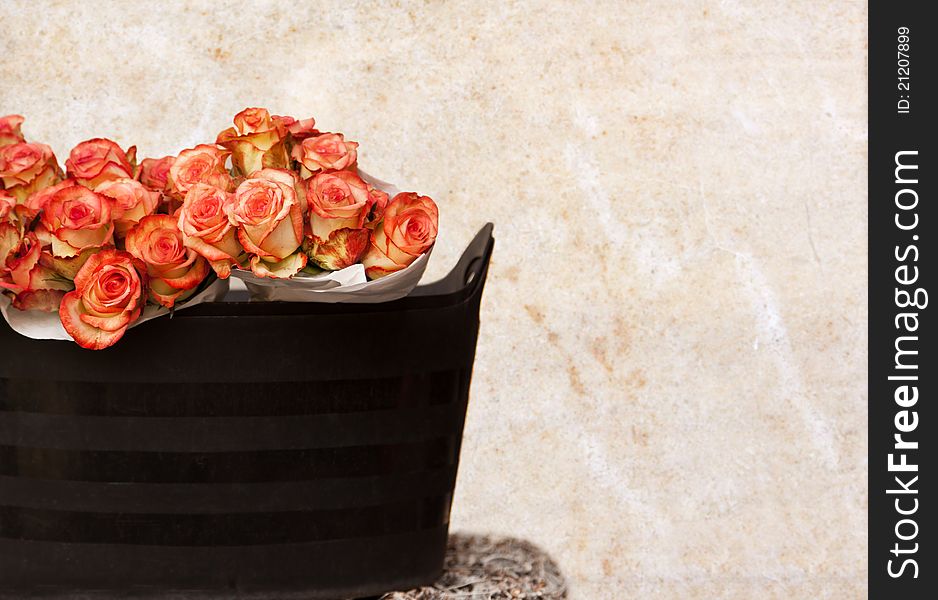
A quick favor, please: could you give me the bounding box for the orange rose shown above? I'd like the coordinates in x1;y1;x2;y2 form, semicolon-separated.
94;178;160;237
306;170;374;241
136;155;175;192
0;115;25;148
177;183;243;278
58;249;145;350
217;108;290;177
125;214;210;308
292;133;358;176
37;180;114;258
168;144;231;199
362;192;438;279
230;168;306;278
0;229;72;311
65;138;136;188
0;142;63;202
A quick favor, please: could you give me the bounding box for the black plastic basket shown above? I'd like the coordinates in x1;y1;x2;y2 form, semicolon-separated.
0;224;494;599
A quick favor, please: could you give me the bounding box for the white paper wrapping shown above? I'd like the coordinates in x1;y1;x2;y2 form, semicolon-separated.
0;278;230;342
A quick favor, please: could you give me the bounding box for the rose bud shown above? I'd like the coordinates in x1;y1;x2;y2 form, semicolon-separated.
36;180;114;258
217;108;290;177
291;133;358;177
65;138;136;189
58;249;145;350
177;183;243;278
362;192;439;279
168;144;232;199
229;168;306;278
0;142;63;203
136;156;175;192
125;214;210;308
0;115;25;148
0;230;73;311
94;178;160;237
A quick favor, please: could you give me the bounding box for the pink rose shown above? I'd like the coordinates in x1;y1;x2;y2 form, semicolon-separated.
58;249;145;350
229;168;306;278
0;229;72;311
177;183;243;278
0;115;25;148
37;180;114;258
292;133;358;176
125;214;210;308
362;192;438;279
168;144;232;199
0;142;63;202
136;156;175;192
306;170;374;241
95;178;160;236
65;138;136;189
217;108;290;177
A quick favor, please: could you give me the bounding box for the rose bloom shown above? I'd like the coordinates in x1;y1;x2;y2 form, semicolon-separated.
229;168;306;278
217;108;289;177
0;229;72;311
292;133;358;175
177;183;243;278
65;138;136;189
306;170;374;241
362;192;439;279
0;114;25;147
125;214;210;308
0;142;62;201
95;178;160;236
37;180;114;258
136;156;175;192
58;249;145;350
168;144;232;199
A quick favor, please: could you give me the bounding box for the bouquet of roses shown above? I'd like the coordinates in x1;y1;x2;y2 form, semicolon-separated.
0;109;439;350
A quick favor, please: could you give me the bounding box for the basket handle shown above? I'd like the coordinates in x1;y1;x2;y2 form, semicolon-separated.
410;223;494;297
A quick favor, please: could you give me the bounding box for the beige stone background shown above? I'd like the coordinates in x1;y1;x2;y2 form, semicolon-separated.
0;0;868;597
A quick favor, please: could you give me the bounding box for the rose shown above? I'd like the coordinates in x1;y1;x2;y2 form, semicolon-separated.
65;138;136;189
306;170;374;241
362;192;438;279
177;183;243;278
37;180;114;258
94;178;160;237
168;144;232;199
365;184;389;228
216;108;289;177
291;133;358;176
58;249;145;350
125;214;210;307
136;156;175;192
0;142;62;202
229;168;306;278
0;115;25;148
0;229;72;311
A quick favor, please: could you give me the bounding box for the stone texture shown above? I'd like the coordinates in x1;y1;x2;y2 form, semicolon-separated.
0;1;867;598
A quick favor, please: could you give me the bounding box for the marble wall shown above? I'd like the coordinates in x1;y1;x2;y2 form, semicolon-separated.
0;1;867;597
